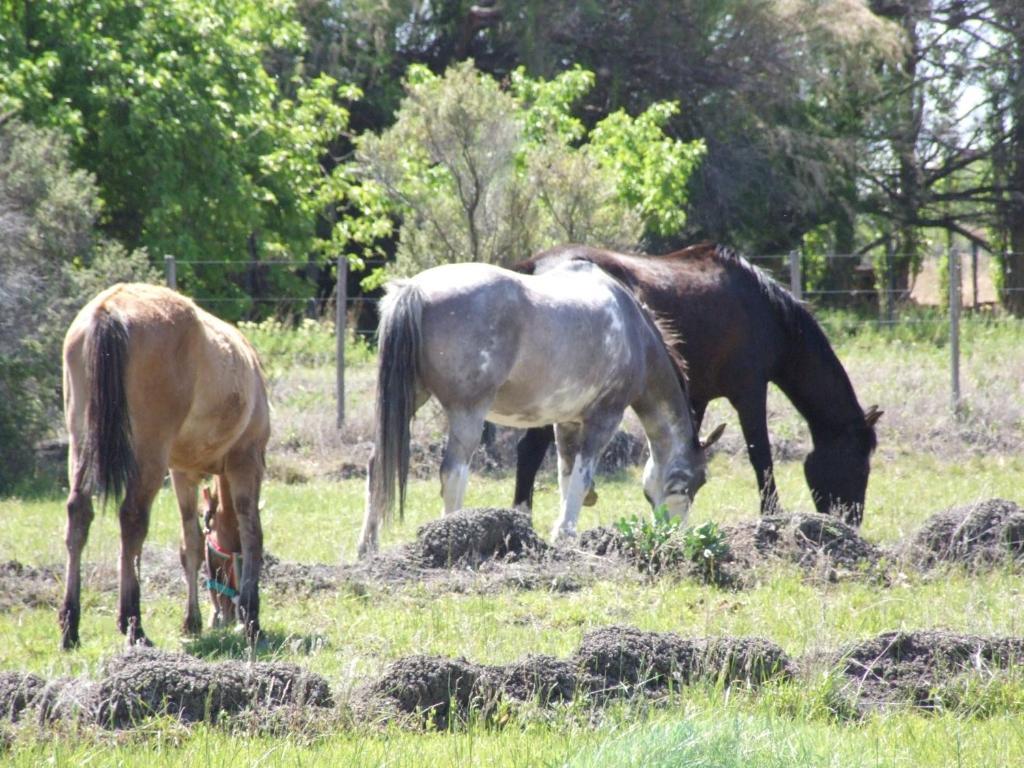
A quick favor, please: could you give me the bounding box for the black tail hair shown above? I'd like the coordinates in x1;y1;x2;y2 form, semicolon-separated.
83;310;137;502
370;284;422;522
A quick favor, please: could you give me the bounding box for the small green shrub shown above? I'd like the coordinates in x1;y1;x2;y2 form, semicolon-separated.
613;505;684;574
613;510;729;580
682;521;729;583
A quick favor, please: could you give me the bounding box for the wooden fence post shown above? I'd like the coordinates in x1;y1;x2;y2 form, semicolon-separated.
789;250;802;301
949;247;961;415
164;254;176;290
336;253;348;429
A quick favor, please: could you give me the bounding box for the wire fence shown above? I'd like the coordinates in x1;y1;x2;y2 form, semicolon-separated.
162;248;1024;426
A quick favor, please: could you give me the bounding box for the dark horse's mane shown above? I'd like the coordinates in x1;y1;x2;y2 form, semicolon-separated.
695;243;877;450
565;254;698;447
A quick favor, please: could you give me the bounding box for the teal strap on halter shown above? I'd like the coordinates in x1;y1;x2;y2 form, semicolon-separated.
205;577;239;600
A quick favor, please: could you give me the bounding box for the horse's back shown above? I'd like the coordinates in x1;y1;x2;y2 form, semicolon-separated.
523;245;789;405
406;261;652;426
64;283;268;474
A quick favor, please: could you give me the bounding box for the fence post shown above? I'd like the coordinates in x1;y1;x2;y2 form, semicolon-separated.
949;247;961;415
336;253;348;429
971;241;979;311
164;254;176;290
881;237;895;325
788;250;802;301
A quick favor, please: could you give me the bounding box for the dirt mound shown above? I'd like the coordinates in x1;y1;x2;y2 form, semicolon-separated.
596;431;647;474
902;498;1024;569
723;513;881;581
485;654;588;705
0;561;60;612
577;526;625;558
342;508;634;595
574;625;793;693
0;648;332;729
359;625;790;727
360;655;482;729
0;672;47;721
96;647;333;727
415;507;548;567
834;630;1024;711
261;553;338;595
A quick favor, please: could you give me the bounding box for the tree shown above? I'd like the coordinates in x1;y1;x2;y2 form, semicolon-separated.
0;0;386;317
0;120;158;491
356;61;704;281
466;0;900;255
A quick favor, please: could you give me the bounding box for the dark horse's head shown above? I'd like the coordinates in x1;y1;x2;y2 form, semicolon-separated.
804;405;882;525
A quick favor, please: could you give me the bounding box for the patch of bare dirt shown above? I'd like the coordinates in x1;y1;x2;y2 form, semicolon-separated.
578;513;882;586
357;625;791;728
721;513;882;584
833;630;1024;712
0;647;332;729
0;672;46;721
900;498;1024;570
574;625;793;693
340;508;636;595
416;507;548;567
0;562;61;612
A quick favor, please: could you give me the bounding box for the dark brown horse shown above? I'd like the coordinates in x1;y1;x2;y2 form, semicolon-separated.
61;283;269;648
514;243;882;524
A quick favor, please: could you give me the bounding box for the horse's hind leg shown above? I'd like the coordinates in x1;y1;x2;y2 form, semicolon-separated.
60;437;94;650
440;407;486;514
513;426;555;510
223;450;264;644
117;458;164;646
170;470;203;636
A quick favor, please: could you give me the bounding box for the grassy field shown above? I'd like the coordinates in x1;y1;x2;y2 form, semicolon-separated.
1;311;1023;766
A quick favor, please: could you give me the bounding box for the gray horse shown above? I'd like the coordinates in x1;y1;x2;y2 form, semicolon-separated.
358;260;724;556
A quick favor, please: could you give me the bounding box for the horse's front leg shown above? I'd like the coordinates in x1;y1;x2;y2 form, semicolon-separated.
730;389;781;515
170;470;203;636
551;423;584;540
551;417;619;541
439;408;486;515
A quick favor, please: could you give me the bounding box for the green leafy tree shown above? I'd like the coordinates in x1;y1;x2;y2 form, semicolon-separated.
357;61;704;282
0;0;386;317
0;120;158;491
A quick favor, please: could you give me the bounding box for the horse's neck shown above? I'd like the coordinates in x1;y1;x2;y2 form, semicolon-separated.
632;355;697;459
775;341;862;443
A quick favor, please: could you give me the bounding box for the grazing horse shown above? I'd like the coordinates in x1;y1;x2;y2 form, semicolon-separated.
60;283;269;648
514;244;882;525
358;261;723;556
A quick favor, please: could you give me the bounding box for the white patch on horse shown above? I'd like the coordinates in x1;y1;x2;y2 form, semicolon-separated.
479;348;492;374
552;454;587;540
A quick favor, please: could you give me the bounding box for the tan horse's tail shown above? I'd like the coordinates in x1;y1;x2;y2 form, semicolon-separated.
83;309;137;501
370;282;423;523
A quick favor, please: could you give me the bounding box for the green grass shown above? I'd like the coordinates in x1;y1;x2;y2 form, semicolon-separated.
2;453;1024;765
4;313;1024;765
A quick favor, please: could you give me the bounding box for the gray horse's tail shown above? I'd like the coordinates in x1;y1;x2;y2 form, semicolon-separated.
83;309;137;502
370;282;423;523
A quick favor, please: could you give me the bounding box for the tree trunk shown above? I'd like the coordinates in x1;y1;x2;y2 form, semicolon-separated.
1004;16;1024;315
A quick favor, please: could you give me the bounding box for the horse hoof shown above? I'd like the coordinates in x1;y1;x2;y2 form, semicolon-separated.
61;635;80;652
551;527;578;544
583;488;598;507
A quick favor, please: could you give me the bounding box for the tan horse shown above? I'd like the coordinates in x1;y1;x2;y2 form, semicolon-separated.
60;283;269;649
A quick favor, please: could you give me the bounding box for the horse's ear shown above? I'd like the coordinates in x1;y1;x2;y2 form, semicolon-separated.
864;405;883;428
701;423;727;450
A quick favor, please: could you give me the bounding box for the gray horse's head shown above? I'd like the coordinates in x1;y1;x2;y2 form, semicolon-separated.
641;423;725;524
